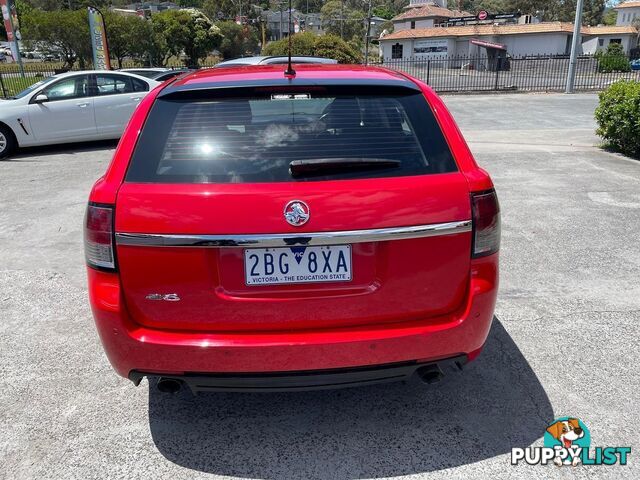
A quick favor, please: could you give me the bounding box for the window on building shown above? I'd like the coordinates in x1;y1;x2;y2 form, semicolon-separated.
610;38;622;44
598;39;604;47
410;21;416;29
392;43;403;59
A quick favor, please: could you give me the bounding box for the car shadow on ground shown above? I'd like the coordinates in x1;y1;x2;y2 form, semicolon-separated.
148;318;552;478
5;140;118;161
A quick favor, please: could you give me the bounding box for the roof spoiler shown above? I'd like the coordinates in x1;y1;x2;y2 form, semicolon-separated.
157;78;421;99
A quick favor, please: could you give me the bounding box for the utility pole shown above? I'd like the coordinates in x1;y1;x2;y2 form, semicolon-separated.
364;0;372;65
565;0;584;93
280;7;284;40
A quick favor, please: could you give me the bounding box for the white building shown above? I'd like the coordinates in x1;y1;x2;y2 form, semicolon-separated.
582;25;639;54
392;1;471;32
615;1;640;26
379;22;638;60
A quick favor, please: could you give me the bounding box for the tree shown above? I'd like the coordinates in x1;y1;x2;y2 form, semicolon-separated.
22;0;125;10
202;0;238;21
104;12;153;68
632;16;640;48
460;1;606;25
21;8;92;68
543;0;606;25
602;8;617;26
262;31;362;63
293;0;324;13
321;0;366;45
217;20;259;59
372;6;395;20
152;8;222;66
174;0;205;7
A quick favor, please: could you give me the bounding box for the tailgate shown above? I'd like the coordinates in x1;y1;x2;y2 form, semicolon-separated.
115;175;471;332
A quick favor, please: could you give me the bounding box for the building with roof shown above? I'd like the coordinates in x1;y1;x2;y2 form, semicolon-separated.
615;1;640;26
392;0;472;32
264;9;309;41
582;25;639;54
379;21;638;60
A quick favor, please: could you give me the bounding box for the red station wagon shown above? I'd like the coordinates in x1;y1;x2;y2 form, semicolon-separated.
85;64;500;393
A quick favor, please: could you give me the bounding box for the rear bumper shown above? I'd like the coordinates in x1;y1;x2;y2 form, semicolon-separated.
131;355;468;393
88;255;497;381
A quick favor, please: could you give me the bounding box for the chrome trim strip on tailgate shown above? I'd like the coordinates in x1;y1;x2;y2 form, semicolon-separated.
115;220;472;248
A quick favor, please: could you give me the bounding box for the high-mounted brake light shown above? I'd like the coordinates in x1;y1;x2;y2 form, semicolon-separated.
84;204;116;270
471;190;500;258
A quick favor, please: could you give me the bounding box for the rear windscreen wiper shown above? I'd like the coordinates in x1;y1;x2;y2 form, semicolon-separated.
289;158;401;178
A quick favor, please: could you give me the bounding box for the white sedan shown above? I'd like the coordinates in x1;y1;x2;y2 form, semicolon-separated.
0;70;160;159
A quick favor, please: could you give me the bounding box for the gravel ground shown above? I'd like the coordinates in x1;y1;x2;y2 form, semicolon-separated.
0;93;638;479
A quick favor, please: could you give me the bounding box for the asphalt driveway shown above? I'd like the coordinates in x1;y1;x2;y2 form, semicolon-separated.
1;93;638;479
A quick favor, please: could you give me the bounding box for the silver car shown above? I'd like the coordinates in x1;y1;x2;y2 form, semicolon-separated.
214;56;338;68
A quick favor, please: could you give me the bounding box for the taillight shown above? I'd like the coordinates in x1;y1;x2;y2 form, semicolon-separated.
471;190;500;258
84;204;116;270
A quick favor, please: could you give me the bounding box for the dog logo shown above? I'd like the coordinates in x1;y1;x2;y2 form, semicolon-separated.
513;417;630;467
544;417;590;466
284;200;310;226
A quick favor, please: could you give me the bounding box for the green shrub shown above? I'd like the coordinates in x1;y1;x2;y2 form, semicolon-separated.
263;32;316;57
595;43;631;73
595;80;640;158
262;32;362;64
313;35;362;64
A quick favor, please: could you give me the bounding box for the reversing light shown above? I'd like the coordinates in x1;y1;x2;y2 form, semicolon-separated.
471;190;500;258
84;204;116;270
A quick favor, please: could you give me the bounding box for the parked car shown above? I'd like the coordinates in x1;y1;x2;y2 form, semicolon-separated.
119;67;172;78
85;64;500;394
631;59;640;71
214;56;338;68
150;68;193;82
0;71;160;159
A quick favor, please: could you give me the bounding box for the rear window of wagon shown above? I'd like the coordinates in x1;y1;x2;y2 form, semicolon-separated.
126;86;457;183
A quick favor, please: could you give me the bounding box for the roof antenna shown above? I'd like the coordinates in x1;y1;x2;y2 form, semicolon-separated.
284;0;296;77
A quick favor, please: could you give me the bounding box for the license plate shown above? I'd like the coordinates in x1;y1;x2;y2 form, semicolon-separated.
244;245;352;286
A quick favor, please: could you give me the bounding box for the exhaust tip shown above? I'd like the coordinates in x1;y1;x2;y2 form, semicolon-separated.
157;377;183;394
416;365;444;384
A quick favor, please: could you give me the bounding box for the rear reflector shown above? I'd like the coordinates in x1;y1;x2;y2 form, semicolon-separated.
85;204;115;270
471;190;500;258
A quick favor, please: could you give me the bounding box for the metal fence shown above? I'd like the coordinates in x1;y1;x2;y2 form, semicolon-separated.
373;54;640;93
1;54;639;98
